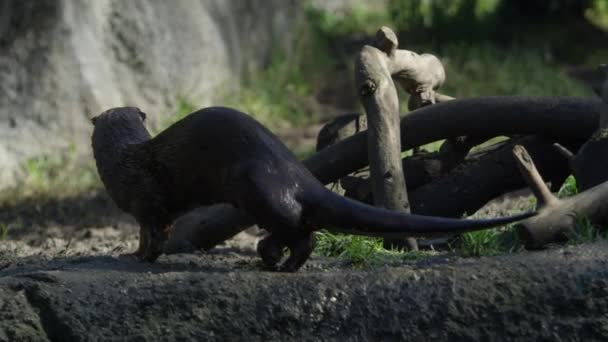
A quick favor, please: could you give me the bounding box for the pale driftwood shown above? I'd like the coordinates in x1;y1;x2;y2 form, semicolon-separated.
513;145;608;248
370;26;451;110
355;27;423;250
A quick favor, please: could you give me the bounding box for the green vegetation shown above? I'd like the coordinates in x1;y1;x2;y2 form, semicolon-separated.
0;223;8;240
223;57;318;129
388;0;608;62
558;175;579;198
158;96;198;132
453;226;523;257
314;231;426;267
440;45;591;97
567;214;608;244
0;146;99;206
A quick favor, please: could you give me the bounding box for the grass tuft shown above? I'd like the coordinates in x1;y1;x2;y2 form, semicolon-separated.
0;223;8;240
567;214;608;244
558;175;578;198
453;227;524;257
315;231;426;267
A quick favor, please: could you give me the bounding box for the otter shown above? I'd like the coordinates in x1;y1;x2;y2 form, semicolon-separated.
91;106;534;272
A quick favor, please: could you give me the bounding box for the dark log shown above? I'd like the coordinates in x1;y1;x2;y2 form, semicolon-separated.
317;113;483;194
342;136;574;218
316;113;367;152
568;66;608;191
306;96;599;185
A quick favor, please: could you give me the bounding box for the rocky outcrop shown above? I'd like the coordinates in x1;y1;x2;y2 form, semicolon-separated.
2;241;608;341
0;0;300;188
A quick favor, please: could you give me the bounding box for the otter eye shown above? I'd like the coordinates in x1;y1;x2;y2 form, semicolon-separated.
91;116;98;125
137;109;146;121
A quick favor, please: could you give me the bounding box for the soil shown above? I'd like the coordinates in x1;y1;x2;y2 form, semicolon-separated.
1;192;608;341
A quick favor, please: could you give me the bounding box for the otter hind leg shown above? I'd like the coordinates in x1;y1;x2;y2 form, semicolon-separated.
141;223;169;262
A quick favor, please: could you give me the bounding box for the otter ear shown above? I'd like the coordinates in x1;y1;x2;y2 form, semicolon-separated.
91;116;98;125
137;109;146;121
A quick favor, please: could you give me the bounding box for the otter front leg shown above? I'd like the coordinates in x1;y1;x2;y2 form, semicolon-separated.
141;223;169;262
122;225;150;259
257;233;287;270
278;232;315;272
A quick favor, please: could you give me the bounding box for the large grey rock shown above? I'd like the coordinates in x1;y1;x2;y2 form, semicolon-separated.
0;0;300;188
2;241;608;341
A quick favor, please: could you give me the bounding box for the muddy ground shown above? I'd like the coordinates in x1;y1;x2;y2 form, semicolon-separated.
1;191;608;341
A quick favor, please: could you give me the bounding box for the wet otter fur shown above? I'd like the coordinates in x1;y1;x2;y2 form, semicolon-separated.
91;106;534;271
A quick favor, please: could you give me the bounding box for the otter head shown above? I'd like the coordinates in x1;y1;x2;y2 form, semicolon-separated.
91;106;151;159
91;106;147;128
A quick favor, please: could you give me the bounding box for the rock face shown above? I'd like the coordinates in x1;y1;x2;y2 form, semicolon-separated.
0;0;300;188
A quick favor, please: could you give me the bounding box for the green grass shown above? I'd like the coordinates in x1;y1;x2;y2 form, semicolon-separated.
315;231;426;267
222;61;318;129
453;226;523;257
0;223;8;240
438;44;593;98
558;175;579;198
567;214;608;244
0;146;100;206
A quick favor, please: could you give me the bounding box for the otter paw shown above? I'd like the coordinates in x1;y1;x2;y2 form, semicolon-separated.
119;251;144;261
257;236;285;269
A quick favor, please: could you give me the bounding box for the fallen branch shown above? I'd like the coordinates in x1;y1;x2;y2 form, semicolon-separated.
514;145;608;248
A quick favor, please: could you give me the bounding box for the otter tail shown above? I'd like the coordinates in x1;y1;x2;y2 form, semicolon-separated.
305;188;534;236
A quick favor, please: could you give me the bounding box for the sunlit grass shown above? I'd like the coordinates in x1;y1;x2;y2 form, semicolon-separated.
0;146;100;206
315;231;427;267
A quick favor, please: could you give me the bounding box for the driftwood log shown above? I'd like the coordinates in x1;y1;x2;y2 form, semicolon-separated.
355;26;417;249
513;145;608;248
166;97;599;253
